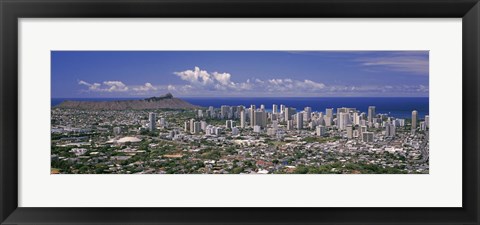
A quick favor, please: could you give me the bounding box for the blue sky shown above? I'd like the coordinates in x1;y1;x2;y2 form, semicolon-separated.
51;51;429;98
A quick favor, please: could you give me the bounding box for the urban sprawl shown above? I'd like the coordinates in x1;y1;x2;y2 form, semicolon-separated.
51;104;429;174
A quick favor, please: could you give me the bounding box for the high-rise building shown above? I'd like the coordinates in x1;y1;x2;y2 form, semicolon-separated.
362;132;374;143
190;119;195;134
324;116;332;127
368;106;376;125
148;112;156;132
338;112;349;130
346;125;353;139
425;115;429;129
287;120;294;130
240;110;246;128
255;111;267;128
249;105;256;128
353;112;360;125
385;122;396;137
198;109;203;118
184;121;189;132
412;110;418;130
208;106;215;118
304;107;312;121
253;125;261;133
280;104;286;113
296;112;303;130
316;125;326;136
236;106;244;119
272;104;278;114
326;108;333;119
337;107;350;115
193;121;201;134
220;105;229;119
285;107;296;121
420;121;427;131
260;104;265;111
226;120;233;130
200;121;207;131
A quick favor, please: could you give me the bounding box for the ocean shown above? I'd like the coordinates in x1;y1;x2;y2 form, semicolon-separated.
51;97;429;119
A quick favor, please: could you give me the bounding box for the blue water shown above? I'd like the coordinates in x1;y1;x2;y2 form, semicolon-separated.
51;97;428;119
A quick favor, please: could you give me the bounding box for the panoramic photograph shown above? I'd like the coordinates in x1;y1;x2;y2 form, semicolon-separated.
51;51;429;174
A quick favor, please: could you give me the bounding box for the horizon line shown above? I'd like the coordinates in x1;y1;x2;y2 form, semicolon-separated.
51;96;429;99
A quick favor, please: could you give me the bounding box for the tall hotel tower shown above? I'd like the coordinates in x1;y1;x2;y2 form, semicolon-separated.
249;105;256;128
368;106;376;125
148;112;156;132
412;110;418;130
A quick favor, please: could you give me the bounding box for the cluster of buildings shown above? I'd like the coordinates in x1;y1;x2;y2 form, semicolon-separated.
50;103;429;174
181;104;429;144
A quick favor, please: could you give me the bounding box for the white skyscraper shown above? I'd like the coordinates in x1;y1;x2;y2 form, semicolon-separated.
324;116;332;127
148;112;156;132
184;121;189;132
240;110;246;128
338;112;349;130
326;108;333;119
353;112;360;125
272;104;278;114
190;119;195;134
346;125;353;139
412;110;418;130
296;112;303;130
425;115;429;129
280;104;286;113
304;107;312;121
249;105;256;128
287;120;294;130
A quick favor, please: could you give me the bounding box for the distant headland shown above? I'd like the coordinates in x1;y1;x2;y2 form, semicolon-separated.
55;93;198;110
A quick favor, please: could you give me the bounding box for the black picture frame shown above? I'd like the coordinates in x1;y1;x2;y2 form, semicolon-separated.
1;0;479;224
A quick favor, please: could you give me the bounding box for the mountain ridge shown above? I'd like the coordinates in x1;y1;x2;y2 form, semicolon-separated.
55;93;198;110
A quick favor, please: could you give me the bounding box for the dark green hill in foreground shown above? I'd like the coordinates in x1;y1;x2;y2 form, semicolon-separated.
55;93;198;110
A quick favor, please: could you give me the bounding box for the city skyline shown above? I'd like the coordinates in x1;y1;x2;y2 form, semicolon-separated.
51;51;429;98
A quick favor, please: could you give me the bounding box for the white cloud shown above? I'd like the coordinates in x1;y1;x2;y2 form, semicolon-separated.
174;67;250;91
173;66;214;86
356;52;429;75
173;67;327;94
132;82;157;92
167;85;177;91
78;80;101;91
102;81;129;92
